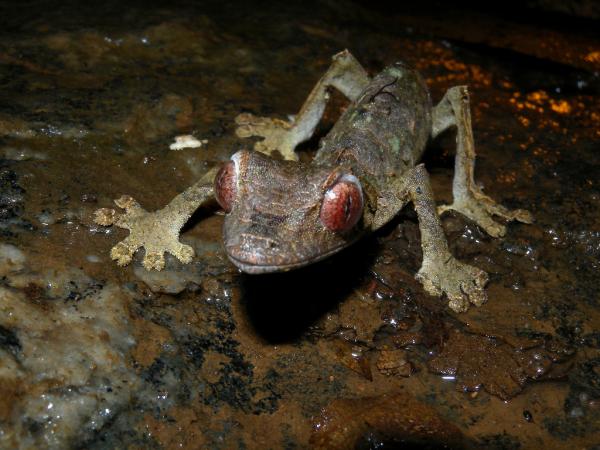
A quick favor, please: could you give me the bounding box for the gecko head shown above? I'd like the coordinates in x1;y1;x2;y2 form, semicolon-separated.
215;150;371;274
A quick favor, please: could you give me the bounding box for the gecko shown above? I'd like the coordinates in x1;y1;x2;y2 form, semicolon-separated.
94;50;532;313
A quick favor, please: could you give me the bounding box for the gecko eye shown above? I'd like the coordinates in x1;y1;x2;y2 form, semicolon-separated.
320;174;363;233
215;161;237;213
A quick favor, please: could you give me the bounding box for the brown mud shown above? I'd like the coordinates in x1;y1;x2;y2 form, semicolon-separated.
0;1;598;448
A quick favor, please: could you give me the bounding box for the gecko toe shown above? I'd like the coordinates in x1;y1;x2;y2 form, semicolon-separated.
234;112;254;125
172;243;195;264
235;124;256;138
417;257;489;313
114;195;141;212
94;208;117;226
447;292;469;313
513;208;534;224
474;213;506;238
143;251;166;271
110;240;136;266
461;277;487;307
234;113;266;136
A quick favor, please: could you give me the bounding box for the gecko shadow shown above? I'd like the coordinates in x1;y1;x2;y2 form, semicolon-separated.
238;236;379;344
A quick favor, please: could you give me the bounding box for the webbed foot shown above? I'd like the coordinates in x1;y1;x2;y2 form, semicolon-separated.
235;112;298;161
416;256;489;313
94;195;195;271
438;190;533;237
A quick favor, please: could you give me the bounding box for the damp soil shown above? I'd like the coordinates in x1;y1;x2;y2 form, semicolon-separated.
0;1;599;449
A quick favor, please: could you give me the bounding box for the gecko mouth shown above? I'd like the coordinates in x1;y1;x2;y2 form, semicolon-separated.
225;242;352;275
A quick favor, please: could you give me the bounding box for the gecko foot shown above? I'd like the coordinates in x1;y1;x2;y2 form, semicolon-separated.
416;256;489;313
94;195;195;271
235;112;298;161
438;191;533;238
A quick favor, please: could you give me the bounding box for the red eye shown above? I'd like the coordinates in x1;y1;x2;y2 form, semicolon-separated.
214;161;237;213
320;175;363;233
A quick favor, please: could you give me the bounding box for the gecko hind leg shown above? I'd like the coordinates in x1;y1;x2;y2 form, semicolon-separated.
402;164;488;313
432;86;533;237
94;168;217;271
235;49;370;161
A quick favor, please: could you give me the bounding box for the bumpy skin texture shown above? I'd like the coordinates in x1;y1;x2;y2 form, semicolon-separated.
95;50;532;313
223;151;373;273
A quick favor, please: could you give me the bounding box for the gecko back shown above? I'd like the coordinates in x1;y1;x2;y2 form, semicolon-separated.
315;62;433;188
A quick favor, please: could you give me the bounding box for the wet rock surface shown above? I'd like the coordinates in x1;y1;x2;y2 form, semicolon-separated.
0;0;599;448
310;393;466;449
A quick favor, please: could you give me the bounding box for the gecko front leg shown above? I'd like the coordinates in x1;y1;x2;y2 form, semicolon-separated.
235;49;370;161
94;167;217;271
400;164;488;313
432;86;533;237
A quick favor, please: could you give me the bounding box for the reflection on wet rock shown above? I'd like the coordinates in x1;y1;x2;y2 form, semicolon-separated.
0;0;598;447
428;329;574;400
376;348;414;377
310;393;465;449
0;254;137;448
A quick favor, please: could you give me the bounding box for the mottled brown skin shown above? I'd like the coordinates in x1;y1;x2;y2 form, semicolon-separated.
226;63;430;272
317;64;430;185
224;151;357;272
231;53;532;312
95;51;532;312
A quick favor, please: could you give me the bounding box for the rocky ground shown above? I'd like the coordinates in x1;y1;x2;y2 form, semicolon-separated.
0;1;598;448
